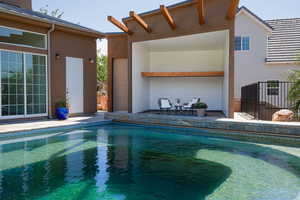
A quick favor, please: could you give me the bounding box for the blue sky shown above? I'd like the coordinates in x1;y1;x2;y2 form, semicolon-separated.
32;0;300;54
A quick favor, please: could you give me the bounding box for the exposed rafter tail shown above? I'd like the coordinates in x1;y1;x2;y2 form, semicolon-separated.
107;16;133;35
160;5;176;30
129;11;152;33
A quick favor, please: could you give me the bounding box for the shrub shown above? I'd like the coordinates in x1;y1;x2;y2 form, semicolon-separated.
193;102;208;109
288;70;300;110
55;100;68;108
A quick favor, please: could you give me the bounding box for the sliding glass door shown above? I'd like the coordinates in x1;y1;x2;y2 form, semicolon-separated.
0;50;47;118
25;54;47;115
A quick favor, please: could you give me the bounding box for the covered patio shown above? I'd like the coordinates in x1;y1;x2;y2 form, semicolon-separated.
131;30;230;116
107;0;239;117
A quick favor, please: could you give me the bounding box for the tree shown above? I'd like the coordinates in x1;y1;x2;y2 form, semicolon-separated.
97;54;108;94
97;54;108;83
39;5;64;18
288;70;300;111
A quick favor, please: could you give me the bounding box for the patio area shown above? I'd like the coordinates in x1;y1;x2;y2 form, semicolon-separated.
142;110;225;118
0;112;110;135
129;30;230;116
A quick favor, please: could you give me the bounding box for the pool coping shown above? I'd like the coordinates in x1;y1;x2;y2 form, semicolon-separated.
112;121;300;146
104;112;300;138
1;112;299;147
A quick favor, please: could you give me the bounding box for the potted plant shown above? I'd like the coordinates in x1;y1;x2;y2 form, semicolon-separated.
55;99;69;120
193;102;208;117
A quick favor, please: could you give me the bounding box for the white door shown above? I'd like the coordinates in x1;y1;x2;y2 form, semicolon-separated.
66;57;84;114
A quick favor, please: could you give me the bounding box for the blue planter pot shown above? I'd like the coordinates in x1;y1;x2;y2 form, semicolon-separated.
56;107;69;120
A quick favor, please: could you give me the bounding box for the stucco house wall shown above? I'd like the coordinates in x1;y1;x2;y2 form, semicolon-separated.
223;33;230;116
132;43;150;113
51;30;98;116
235;10;300;101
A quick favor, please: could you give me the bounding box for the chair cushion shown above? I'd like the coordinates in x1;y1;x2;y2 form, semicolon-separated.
161;99;171;108
183;105;190;109
186;102;193;107
191;98;198;104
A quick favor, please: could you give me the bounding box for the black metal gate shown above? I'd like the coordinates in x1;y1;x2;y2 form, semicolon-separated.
241;83;259;119
241;81;299;121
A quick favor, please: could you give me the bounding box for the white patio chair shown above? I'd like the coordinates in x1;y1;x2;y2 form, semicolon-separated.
183;98;200;115
158;98;173;114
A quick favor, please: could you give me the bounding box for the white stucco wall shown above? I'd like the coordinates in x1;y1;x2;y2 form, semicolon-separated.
149;77;224;110
223;31;230;116
150;50;224;72
149;50;225;111
132;43;150;113
235;11;300;99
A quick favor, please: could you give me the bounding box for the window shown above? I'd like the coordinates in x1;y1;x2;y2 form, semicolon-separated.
235;36;242;51
267;80;279;96
0;26;46;49
0;50;47;117
235;36;250;51
242;37;250;51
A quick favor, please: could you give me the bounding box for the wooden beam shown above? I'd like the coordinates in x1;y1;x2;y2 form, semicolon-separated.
160;5;176;30
129;11;152;33
226;0;240;20
196;0;205;25
141;72;224;77
107;16;133;35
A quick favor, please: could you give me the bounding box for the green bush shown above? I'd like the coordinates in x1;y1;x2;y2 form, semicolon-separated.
97;55;108;82
288;70;300;110
55;100;68;108
193;102;208;109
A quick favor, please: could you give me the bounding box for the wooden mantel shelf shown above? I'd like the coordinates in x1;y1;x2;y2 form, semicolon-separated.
141;71;224;77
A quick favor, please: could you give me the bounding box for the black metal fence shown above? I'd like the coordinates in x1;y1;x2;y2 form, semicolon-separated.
241;81;299;121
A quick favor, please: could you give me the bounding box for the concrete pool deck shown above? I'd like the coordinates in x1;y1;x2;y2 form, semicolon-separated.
0;112;111;134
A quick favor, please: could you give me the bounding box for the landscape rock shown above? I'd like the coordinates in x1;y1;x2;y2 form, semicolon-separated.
272;109;294;122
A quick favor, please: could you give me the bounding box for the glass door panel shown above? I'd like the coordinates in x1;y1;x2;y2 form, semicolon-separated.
1;51;24;116
25;54;47;115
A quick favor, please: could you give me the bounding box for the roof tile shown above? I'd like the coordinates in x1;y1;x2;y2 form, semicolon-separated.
266;18;300;63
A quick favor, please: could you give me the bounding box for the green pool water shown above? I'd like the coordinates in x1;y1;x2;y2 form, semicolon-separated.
0;124;300;200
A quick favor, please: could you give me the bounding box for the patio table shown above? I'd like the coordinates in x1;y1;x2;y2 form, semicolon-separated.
174;104;183;114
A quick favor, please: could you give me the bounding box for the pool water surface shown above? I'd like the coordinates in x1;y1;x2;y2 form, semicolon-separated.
0;124;299;200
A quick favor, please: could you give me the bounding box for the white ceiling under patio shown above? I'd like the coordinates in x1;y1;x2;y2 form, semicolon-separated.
136;30;228;52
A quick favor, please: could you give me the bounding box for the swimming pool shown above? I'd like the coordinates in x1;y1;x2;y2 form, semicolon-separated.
0;123;299;200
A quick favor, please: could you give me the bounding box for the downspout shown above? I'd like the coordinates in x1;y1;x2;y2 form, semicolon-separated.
47;24;55;118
